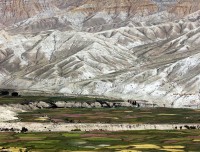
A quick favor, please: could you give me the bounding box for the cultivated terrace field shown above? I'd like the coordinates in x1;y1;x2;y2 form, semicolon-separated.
18;107;200;124
1;130;200;152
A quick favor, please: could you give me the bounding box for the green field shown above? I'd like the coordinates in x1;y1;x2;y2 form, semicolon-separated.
0;96;123;105
18;107;200;124
0;130;200;151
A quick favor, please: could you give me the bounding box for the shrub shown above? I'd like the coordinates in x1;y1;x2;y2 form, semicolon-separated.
71;129;81;131
21;127;28;133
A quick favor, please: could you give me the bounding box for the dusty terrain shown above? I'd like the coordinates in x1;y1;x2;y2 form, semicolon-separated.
1;122;200;132
0;0;200;107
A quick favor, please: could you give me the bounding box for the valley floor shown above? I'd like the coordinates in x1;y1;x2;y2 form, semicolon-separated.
1;96;200;151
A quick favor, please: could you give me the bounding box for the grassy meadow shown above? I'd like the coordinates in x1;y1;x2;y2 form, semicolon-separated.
0;96;123;105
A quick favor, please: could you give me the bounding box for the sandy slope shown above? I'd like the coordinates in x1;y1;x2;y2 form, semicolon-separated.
0;106;19;122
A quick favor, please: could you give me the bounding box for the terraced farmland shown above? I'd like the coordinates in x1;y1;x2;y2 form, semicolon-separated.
1;130;200;151
18;107;200;124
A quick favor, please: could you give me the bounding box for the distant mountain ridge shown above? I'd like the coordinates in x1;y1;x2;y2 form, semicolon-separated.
0;0;199;33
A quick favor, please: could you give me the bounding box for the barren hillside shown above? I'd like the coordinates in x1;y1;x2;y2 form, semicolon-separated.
0;0;200;107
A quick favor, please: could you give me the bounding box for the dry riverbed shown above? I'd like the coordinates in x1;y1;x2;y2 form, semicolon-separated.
0;122;200;132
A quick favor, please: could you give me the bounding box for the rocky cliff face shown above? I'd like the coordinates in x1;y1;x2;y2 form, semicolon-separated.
1;0;200;108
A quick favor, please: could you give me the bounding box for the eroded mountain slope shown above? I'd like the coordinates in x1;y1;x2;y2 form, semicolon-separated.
1;0;200;107
0;0;200;33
